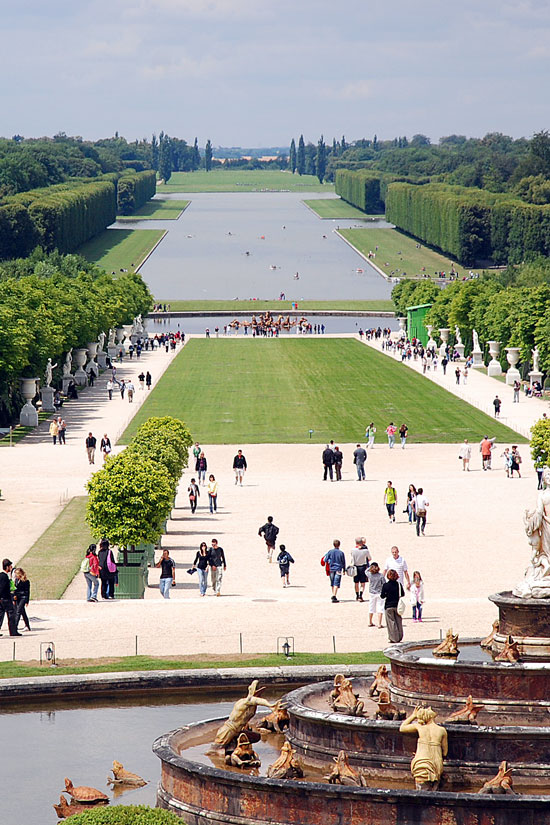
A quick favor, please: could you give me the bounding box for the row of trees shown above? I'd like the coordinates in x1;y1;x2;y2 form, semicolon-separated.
0;250;152;425
86;416;192;557
117;170;157;215
289;135;336;183
391;257;550;373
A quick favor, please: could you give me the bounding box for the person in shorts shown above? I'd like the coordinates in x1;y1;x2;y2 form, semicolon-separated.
232;449;247;485
277;544;294;587
351;537;371;602
367;562;385;627
322;540;346;603
384;481;397;523
258;516;279;562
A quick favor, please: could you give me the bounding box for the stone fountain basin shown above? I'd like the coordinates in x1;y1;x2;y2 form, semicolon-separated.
154;718;550;825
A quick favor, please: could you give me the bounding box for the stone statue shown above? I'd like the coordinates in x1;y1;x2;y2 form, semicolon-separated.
444;695;483;725
44;358;57;387
472;329;481;351
328;674;365;716
107;761;146;787
108;328;116;347
214;680;274;747
224;733;260;768
532;346;540;373
433;628;459;658
375;688;405;721
62;349;73;377
325;750;368;786
454;325;463;346
478;761;515;795
399;706;448;790
513;468;550;599
267;742;304;779
97;331;106;353
256;700;289;733
368;664;391;697
480;619;499;649
494;635;520;663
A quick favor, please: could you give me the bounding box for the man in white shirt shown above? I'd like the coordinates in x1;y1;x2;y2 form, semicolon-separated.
383;545;410;589
414;488;429;536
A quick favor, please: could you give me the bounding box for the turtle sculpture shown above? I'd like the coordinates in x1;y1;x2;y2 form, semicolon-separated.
53;794;89;819
444;695;483;725
107;761;147;787
64;778;109;805
325;750;368;787
433;628;459;658
375;688;405;721
267;742;304;779
368;664;391;698
329;674;365;716
224;733;261;769
256;700;290;733
478;761;516;795
494;635;520;663
480;619;499;649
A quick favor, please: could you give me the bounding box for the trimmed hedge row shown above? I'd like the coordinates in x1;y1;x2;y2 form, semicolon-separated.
385;182;550;265
335;169;428;214
60;805;182;824
117;170;157;215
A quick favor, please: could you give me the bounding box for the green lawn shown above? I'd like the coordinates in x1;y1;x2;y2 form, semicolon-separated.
120;339;525;445
154;299;395;313
117;200;189;221
16;496;94;599
78;228;165;273
303;198;383;220
157;169;333;193
0;651;386;680
340;227;468;279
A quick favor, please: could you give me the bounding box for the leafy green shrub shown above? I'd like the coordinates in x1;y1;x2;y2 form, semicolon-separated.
530;418;550;468
133;416;193;466
65;804;182;824
117;171;156;215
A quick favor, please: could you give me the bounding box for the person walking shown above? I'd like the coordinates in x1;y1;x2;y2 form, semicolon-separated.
196;452;207;485
322;444;335;481
81;544;99;602
233;449;247;485
459;439;471;471
138;371;145;390
98;538;117;600
384;481;398;523
207;474;218;513
85;432;97;464
188;478;200;513
386;422;397;448
146;371;152;390
277;544;294;587
366;423;376;449
414;487;429;536
106;378;114;400
333;446;343;481
258;516;279;563
57;417;66;444
100;434;112;462
322;540;346;603
493;395;501;418
126;380;135;403
501;447;512;477
399;423;408;449
0;559;20;636
209;539;226;596
383;546;411;590
455;367;461;385
351;537;371;602
410;570;425;622
353;443;367;481
480;436;495;471
119;379;126;399
441;356;448;375
49;418;59;446
381;569;405;643
191;542;211;596
513;379;521;403
510;446;522;478
13;568;31;632
406;484;417;524
192;442;201;462
156;548;176;599
367;562;385;628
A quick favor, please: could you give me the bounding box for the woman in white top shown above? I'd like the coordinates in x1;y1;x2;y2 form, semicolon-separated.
414;488;429;536
458;439;471;472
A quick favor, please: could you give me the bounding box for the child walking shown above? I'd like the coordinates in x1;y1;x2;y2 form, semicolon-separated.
410;570;425;622
277;544;294;587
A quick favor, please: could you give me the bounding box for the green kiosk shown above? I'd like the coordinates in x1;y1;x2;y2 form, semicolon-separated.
406;303;432;347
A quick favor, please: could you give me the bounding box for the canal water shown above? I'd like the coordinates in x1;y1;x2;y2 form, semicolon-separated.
146;314;398;336
121;193;393;301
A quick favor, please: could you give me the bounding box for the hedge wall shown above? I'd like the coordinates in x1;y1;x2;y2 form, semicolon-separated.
117;170;157;215
335;170;429;214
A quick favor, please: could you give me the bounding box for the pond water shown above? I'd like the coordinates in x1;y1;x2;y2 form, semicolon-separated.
126;193;393;301
0;691;277;824
146;314;398;336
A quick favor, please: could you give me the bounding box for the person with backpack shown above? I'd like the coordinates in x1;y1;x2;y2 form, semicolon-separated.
81;544;100;602
98;538;117;600
258;516;279;563
277;544;294;587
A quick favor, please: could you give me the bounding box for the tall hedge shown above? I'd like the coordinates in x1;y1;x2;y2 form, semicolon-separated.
117;170;157;215
335;169;429;214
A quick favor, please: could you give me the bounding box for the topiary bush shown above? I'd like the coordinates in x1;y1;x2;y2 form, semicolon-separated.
65;804;183;824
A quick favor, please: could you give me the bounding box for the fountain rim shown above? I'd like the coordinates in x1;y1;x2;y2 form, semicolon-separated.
489;590;550;607
386;637;550;670
152;716;550;803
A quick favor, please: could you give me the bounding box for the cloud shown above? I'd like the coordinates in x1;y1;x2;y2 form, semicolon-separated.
339;81;373;100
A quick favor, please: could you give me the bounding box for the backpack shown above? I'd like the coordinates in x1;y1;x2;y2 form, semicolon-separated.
80;557;90;574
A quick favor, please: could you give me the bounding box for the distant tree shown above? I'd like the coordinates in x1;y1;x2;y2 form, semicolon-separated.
289;138;296;174
297;135;305;175
373;134;378;151
332;137;338;156
410;134;431;147
316;135;326;183
151;134;159;171
341;135;347;153
305;142;316;176
193;137;200;170
205;139;212;171
530;130;550;176
159;135;172;182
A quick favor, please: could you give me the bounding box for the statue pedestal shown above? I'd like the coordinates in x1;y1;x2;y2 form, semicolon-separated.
506;367;521;386
529;370;543;388
454;343;465;361
471;349;484;367
62;375;73;394
20;402;38;427
97;351;108;369
41;386;55;412
489;591;550;659
488;360;503;377
74;368;87;386
107;345;117;360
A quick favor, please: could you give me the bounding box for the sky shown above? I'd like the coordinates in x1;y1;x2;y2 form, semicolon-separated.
2;0;550;146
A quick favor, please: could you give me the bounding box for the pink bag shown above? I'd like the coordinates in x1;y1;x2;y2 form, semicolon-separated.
107;550;116;573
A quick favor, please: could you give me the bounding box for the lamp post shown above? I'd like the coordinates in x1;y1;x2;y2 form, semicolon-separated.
277;636;294;659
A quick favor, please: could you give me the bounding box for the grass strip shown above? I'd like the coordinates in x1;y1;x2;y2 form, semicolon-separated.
340;227;469;279
303;198;383;220
157;169;333;193
0;411;51;447
16;496;93;600
78;228;165;273
153;299;395;313
0;652;387;679
120;338;526;445
117;200;189;221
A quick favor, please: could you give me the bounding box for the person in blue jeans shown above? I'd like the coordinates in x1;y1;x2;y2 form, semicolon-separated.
156;548;176;599
323;540;346;603
191;542;211;596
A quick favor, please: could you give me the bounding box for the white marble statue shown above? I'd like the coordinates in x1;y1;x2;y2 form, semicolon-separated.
62;349;73;377
108;328;116;347
98;331;106;352
44;358;57;387
533;346;540;374
454;325;463;346
472;329;481;352
513;468;550;599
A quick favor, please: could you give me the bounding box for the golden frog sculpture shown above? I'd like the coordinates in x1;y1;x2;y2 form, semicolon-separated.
376;688;405;720
368;664;391;697
267;741;304;779
478;761;515;795
480;619;499;649
224;733;261;769
494;635;520;663
444;695;483;725
325;750;368;786
433;628;459;658
256;700;290;733
329;674;365;716
107;761;147;787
